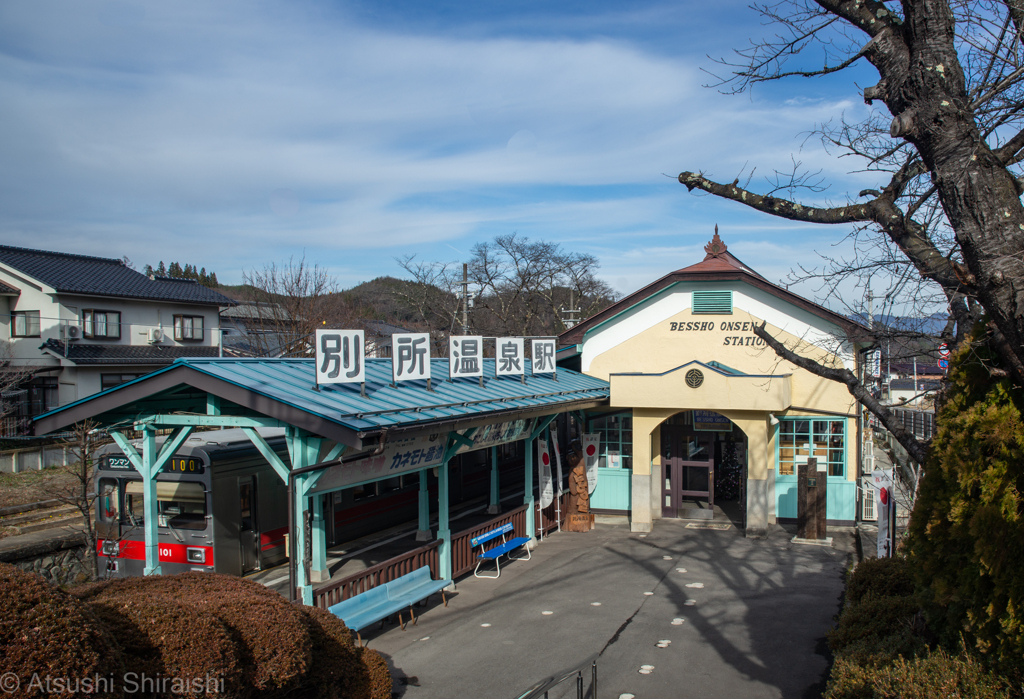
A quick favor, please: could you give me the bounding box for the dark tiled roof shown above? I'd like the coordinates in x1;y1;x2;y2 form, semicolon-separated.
889;378;942;391
0;280;19;295
0;246;235;306
41;339;220;365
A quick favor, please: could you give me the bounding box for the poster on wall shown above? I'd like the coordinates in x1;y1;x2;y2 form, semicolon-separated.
872;469;894;558
453;418;535;455
582;433;600;494
538;438;554;508
693;410;732;432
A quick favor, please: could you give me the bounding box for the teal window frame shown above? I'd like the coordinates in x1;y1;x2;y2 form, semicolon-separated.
588;411;633;470
775;417;846;479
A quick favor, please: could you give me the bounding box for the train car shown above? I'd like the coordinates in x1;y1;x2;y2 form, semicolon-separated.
94;427;534;579
94;428;289;578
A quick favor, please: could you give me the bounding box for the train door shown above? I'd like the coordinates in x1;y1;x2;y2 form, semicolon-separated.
239;476;260;573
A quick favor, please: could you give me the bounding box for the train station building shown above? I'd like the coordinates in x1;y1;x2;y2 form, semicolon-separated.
32;356;609;604
558;231;871;536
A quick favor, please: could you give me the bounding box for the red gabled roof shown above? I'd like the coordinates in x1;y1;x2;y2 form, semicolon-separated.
559;228;869;346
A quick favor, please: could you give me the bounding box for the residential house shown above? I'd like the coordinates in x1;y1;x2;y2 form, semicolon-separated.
0;245;235;430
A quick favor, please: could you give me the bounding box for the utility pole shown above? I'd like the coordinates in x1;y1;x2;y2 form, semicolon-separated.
460;263;470;335
561;289;580;329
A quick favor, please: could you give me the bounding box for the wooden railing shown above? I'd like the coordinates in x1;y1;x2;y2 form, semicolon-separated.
313;539;441;609
312;497;570;609
450;505;528;579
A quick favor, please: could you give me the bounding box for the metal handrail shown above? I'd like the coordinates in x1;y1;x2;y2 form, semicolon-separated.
512;654;598;699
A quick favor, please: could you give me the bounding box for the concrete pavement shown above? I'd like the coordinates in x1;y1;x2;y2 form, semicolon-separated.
366;517;854;699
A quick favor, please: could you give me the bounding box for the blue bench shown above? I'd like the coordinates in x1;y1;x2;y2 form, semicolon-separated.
471;522;531;578
327;565;451;645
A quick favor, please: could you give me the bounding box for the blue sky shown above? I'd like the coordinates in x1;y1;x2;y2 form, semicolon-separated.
0;0;885;305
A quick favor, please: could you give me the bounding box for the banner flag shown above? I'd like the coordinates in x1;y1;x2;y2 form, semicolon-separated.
872;469;894;558
552;428;563;496
538;438;554;508
583;433;600;494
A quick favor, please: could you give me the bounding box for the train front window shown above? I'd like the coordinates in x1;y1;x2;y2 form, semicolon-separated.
124;481;208;530
98;479;120;523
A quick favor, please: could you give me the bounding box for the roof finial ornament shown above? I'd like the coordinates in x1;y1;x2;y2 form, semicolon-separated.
703;225;728;259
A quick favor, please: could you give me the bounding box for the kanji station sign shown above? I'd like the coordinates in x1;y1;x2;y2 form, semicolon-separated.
315;329;365;385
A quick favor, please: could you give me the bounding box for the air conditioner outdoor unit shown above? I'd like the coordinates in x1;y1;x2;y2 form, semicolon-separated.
147;328;164;343
62;324;81;341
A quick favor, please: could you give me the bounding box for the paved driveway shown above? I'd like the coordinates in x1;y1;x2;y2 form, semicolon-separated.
367;518;853;699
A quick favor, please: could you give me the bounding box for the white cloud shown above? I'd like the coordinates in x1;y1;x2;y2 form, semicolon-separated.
0;0;884;292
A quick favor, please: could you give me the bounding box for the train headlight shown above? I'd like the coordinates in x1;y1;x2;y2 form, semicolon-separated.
186;547;206;564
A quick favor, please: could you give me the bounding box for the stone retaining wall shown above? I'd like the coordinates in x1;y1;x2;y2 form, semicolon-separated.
0;529;92;586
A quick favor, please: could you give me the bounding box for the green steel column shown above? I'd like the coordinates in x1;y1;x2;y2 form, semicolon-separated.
486;446;501;514
416;470;431;541
524;436;535;540
437;461;452;580
310;493;328;583
141;426;161;576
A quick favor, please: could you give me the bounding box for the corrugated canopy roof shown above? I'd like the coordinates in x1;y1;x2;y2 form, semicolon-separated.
33;357;610;448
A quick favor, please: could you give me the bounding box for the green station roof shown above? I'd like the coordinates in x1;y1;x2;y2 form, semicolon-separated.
33;357;610;449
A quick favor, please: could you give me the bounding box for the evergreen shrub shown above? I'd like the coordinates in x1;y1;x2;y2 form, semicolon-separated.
905;325;1024;675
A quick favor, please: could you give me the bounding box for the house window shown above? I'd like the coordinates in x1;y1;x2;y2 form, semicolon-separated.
101;374;145;391
3;377;58;419
12;311;40;337
692;290;733;315
83;310;121;339
173;315;204;341
777;418;846;478
589;412;633;469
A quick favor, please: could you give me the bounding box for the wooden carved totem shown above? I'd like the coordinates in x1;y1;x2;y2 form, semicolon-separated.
565;439;595;532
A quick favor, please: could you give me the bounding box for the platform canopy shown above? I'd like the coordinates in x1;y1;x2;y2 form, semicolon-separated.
32;357;610;446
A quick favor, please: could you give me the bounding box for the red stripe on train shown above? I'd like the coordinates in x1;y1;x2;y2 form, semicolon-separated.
98;539;213;565
260;526;288;551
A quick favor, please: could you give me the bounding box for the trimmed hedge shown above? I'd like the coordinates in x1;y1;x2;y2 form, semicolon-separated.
0;563;122;698
1;564;392;699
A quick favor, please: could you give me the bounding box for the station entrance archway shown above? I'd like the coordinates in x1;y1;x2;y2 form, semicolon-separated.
658;411;747;524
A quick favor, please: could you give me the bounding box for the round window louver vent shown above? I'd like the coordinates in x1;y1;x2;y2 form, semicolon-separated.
685;369;704;389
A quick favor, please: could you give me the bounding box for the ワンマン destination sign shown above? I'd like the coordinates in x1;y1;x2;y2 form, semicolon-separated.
667;320;766;347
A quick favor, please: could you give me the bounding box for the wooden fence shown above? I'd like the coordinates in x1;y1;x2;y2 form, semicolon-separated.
311;494;571;608
313;539;441;609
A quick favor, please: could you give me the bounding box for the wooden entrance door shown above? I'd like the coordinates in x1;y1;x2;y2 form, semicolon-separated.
661;427;713;518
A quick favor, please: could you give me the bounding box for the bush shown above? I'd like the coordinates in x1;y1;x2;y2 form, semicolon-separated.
827;648;1010;699
845;557;915;606
3;566;391;699
828;594;926;666
361;648;393;699
0;563;123;698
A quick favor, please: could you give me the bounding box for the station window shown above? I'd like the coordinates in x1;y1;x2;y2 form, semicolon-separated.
124;481;208;530
589;412;633;469
777;419;845;478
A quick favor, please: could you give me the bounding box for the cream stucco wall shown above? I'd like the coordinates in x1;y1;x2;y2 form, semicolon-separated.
579;279;863;535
